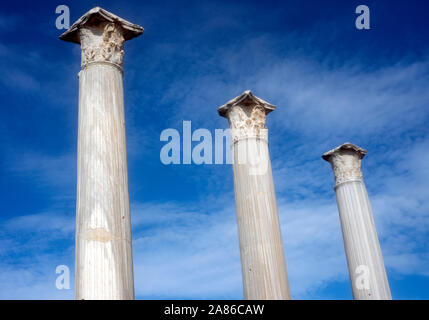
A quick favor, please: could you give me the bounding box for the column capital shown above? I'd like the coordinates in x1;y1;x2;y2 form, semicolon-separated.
60;7;144;70
218;90;275;142
322;142;367;186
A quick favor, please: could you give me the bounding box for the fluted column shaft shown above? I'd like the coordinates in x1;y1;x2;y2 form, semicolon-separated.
75;62;133;300
219;91;291;300
323;143;391;300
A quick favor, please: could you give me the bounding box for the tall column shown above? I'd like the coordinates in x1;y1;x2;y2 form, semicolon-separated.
322;143;391;300
60;7;143;300
218;90;291;300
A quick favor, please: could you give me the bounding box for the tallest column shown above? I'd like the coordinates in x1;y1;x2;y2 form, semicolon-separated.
60;7;143;300
218;90;291;300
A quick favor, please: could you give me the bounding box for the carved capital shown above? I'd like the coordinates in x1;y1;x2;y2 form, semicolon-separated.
60;7;144;70
218;90;275;142
79;23;125;69
322;143;367;186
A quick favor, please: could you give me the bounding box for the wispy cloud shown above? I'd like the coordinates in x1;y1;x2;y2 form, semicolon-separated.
6;152;75;192
131;202;242;299
0;211;74;299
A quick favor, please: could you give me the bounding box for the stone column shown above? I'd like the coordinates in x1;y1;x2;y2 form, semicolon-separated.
60;7;143;300
322;143;391;300
218;90;291;300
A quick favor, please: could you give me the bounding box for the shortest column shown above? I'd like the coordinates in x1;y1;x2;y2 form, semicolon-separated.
322;143;391;300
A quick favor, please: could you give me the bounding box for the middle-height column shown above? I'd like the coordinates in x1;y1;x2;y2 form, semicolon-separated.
218;90;291;300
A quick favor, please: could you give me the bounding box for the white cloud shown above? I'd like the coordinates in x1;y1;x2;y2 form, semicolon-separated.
0;258;74;300
6;152;75;192
131;202;243;299
0;211;74;299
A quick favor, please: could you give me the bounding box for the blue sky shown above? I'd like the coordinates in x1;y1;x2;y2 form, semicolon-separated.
0;0;428;299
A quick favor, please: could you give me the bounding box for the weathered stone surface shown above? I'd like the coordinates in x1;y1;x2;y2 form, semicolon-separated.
60;7;144;43
61;7;143;69
323;143;391;300
323;142;367;186
218;90;274;143
219;90;291;300
61;7;143;300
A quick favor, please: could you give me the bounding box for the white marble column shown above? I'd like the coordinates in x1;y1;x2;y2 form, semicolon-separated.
323;143;391;300
218;90;291;300
60;7;143;300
